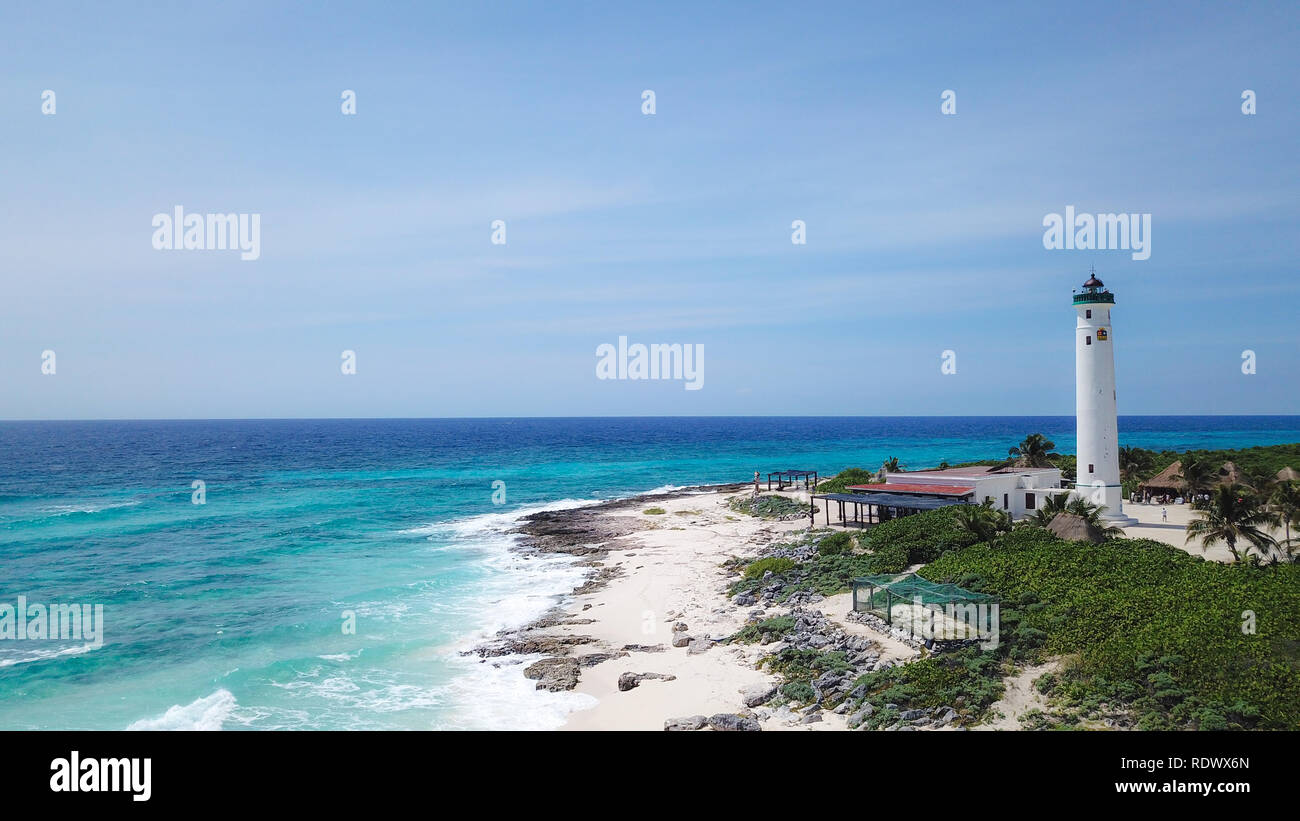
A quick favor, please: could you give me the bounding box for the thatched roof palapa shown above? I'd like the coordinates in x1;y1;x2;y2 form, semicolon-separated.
1217;461;1243;486
1137;460;1186;492
1276;466;1299;482
1047;512;1106;544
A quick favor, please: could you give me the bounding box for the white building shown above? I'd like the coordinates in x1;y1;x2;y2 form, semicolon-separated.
1071;270;1138;525
857;465;1065;520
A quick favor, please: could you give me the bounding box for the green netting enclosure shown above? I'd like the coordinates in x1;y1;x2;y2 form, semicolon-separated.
852;573;997;626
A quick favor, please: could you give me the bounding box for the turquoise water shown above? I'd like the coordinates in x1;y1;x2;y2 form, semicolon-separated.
1;416;1298;730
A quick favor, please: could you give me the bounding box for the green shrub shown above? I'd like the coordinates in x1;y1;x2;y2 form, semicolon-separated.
816;468;879;494
780;681;815;704
728;615;796;644
727;494;811;519
642;507;666;515
742;557;797;580
816;531;854;556
920;527;1300;729
857;506;978;565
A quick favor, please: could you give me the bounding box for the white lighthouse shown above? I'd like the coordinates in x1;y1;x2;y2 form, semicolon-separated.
1073;269;1137;525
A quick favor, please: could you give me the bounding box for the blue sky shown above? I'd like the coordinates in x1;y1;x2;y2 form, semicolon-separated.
2;1;1297;419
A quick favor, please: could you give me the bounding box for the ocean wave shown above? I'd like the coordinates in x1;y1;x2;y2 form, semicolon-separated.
397;496;602;540
36;500;141;517
126;689;237;731
0;643;98;668
432;654;596;730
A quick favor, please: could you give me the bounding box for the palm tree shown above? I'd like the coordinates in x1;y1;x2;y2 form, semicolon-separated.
1008;434;1058;468
881;456;904;473
1062;498;1126;537
1118;446;1149;482
1185;484;1281;564
1245;470;1277;498
954;500;1011;543
1027;492;1071;526
1174;458;1216;505
1268;481;1300;561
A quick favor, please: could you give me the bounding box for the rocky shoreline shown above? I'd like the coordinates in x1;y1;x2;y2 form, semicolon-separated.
463;482;942;731
467;484;745;690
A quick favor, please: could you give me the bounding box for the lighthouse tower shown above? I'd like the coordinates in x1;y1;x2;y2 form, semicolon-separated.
1073;269;1137;525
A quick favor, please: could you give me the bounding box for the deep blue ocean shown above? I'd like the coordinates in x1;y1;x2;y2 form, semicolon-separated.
2;416;1298;730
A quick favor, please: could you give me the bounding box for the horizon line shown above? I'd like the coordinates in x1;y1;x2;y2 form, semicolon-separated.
4;413;1300;424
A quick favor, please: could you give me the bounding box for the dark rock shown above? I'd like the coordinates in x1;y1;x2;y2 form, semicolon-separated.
478;634;594;658
740;683;778;707
618;671;677;691
664;715;708;731
522;657;580;691
707;713;761;732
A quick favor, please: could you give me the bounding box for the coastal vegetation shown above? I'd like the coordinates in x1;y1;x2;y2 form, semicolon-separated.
832;523;1300;730
1184;484;1281;563
727;494;811;520
1007;433;1059;468
815;468;879;493
724;497;1300;729
642;507;666;515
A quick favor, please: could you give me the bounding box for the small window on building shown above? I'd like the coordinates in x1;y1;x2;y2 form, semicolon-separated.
1086;335;1092;345
1086;309;1092;319
1025;493;1035;510
1088;463;1094;473
1003;493;1009;509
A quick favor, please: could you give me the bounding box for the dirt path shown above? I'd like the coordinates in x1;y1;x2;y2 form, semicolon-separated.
978;659;1059;730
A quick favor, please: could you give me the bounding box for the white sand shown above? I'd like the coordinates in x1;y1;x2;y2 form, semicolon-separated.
1120;498;1291;563
537;487;879;730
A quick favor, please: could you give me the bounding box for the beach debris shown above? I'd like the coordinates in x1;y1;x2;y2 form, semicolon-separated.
707;713;762;731
617;671;676;691
523;657;581;692
671;621;689;633
671;634;691;648
663;715;708;731
740;682;778;707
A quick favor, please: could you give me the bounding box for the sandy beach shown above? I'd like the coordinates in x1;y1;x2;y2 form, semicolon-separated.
469;484;919;731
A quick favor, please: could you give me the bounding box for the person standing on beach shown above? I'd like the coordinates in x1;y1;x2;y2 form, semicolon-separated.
1162;507;1168;522
753;471;760;496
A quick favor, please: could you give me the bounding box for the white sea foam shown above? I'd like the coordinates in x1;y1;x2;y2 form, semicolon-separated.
397;496;601;539
432;653;596;730
39;500;140;516
126;688;237;731
0;642;97;668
